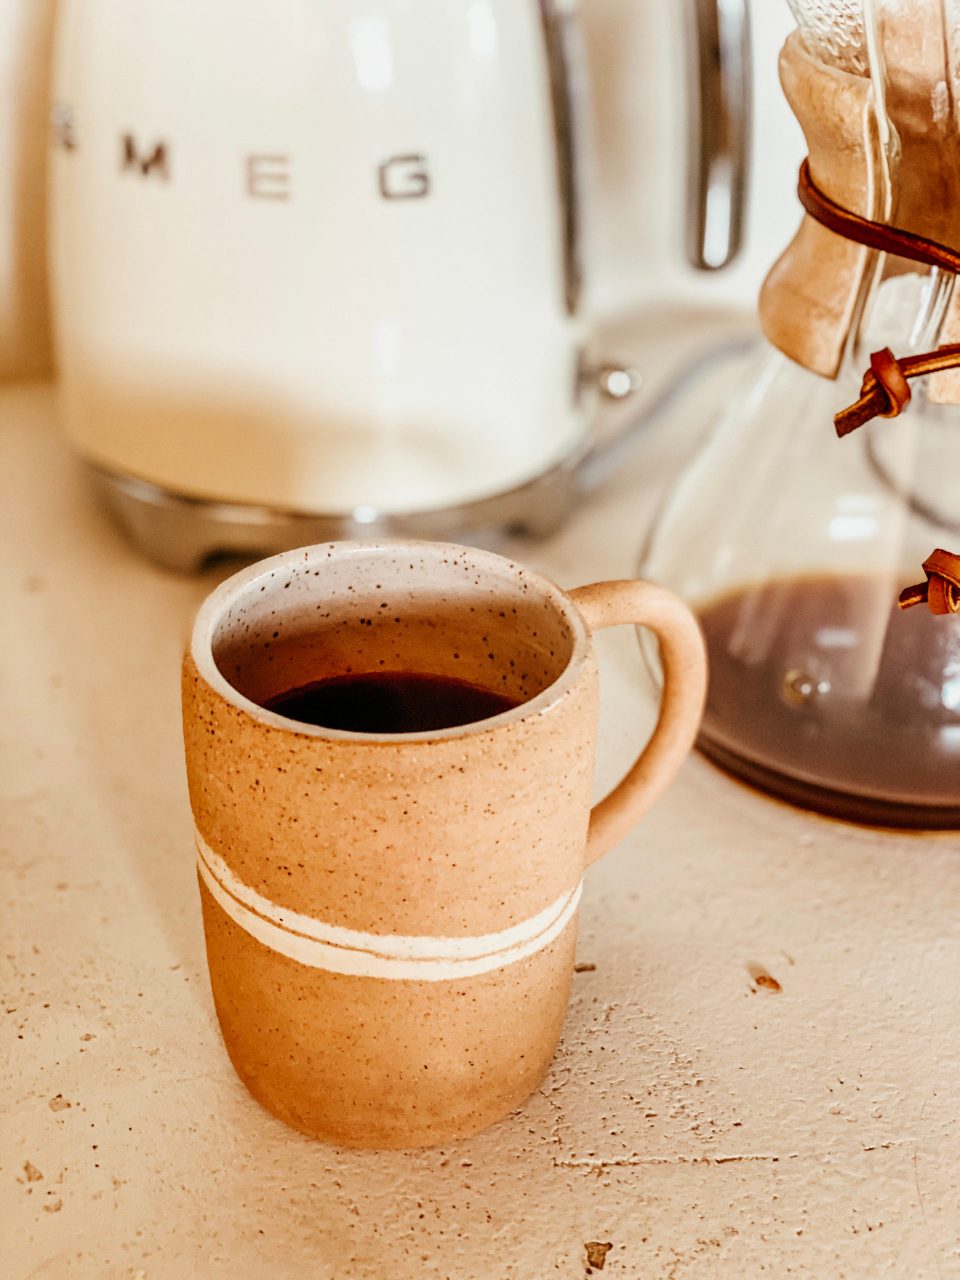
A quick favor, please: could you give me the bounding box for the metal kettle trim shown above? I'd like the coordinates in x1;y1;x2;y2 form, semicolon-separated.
87;448;587;573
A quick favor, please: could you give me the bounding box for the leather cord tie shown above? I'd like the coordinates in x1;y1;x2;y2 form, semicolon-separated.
834;344;960;436
899;548;960;615
797;158;960;436
798;159;960;616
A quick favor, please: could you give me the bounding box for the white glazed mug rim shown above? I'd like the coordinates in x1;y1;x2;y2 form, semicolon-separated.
190;539;591;744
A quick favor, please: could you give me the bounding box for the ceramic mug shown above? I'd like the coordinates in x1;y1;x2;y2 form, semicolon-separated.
182;541;706;1148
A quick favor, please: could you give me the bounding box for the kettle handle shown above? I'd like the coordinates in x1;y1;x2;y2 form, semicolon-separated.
686;0;751;270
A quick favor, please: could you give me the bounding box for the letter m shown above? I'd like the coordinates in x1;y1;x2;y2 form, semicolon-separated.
120;133;169;179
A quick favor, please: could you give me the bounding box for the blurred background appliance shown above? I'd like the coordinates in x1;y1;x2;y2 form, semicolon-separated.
2;0;802;568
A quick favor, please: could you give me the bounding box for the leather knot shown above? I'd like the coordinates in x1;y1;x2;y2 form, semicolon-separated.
834;343;960;436
899;549;960;615
865;348;911;418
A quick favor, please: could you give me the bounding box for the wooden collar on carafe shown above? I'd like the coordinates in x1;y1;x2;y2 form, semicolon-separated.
797;158;960;616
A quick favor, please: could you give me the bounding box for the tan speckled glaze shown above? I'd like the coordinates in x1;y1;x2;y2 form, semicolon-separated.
182;542;706;1147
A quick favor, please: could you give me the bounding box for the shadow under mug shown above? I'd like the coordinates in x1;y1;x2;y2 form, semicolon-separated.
182;541;706;1148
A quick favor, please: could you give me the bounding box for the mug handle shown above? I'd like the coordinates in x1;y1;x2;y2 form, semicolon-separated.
568;581;708;867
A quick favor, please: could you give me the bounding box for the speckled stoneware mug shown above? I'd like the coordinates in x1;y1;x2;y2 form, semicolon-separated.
182;541;706;1148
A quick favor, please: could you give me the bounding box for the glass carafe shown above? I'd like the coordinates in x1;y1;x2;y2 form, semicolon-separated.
642;0;960;828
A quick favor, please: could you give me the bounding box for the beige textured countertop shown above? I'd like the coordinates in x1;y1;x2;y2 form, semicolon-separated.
3;343;959;1279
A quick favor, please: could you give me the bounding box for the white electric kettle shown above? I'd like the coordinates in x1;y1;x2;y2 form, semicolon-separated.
48;0;748;570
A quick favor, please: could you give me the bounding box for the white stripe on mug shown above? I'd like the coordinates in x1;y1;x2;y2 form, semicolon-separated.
196;831;582;981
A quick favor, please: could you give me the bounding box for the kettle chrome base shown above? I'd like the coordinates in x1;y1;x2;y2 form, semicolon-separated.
87;455;588;573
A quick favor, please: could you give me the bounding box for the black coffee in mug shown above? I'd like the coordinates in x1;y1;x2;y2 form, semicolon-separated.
265;671;520;734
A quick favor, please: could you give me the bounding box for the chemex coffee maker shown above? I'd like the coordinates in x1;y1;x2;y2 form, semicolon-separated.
644;0;960;829
47;0;748;571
